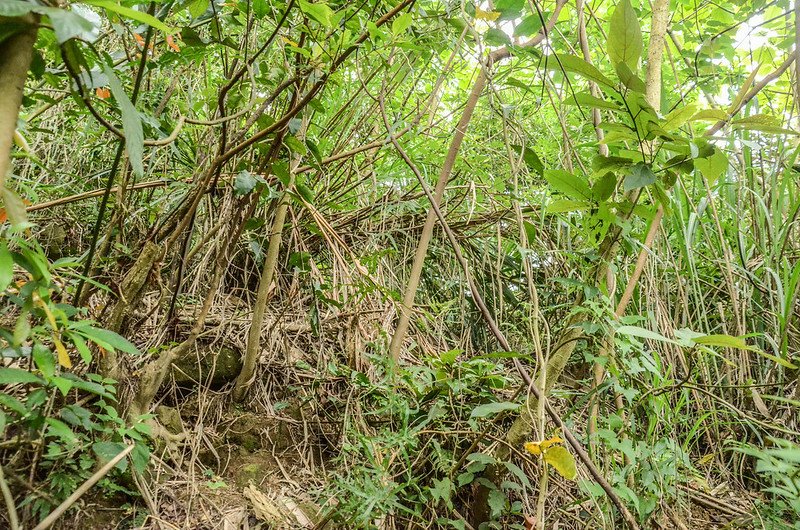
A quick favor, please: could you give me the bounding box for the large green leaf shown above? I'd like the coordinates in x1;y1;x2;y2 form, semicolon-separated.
617;325;678;345
694;149;728;185
103;65;144;178
551;54;616;89
615;62;646;93
493;0;525;20
663;104;699;132
592;172;617;201
0;367;43;385
78;325;140;354
485;28;511;46
543;170;592;200
391;12;413;35
622;163;655;192
693;335;798;369
565;92;623;112
0;1;36;16
470;402;520;419
82;1;173;33
298;0;334;28
546;199;592;213
514;14;542;37
0;243;13;292
511;145;544;176
607;0;642;71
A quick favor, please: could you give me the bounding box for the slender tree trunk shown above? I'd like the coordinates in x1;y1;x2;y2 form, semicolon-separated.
0;16;38;189
232;187;291;401
387;0;567;365
387;70;488;363
795;0;800;115
645;0;672;111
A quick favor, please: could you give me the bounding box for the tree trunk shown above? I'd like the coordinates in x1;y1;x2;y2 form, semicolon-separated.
0;15;38;189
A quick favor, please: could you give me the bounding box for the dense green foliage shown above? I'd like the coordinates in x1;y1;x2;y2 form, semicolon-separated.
1;0;799;528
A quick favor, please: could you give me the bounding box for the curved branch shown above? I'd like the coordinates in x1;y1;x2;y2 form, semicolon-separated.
707;50;798;135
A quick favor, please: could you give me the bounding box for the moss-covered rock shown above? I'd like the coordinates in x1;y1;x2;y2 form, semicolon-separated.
171;344;242;388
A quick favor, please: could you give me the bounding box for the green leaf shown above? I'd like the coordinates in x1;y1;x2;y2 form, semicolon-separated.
391;12;413;35
70;333;93;364
546;199;592;213
51;376;75;396
692;334;750;350
662;103;698;132
731;115;799;136
284;135;307;155
78;326;140;354
0;1;36;16
298;0;334;28
0;243;13;292
46;418;78;442
622;163;655;192
493;0;525;20
487;488;506;517
0;367;43;385
544;170;592;200
81;1;174;33
694;149;728;185
551;54;616;88
693;335;798;369
33;345;55;380
60;373;115;399
185;0;209;18
607;0;642;71
593;155;633;173
504;461;532;488
131;443;150;473
514;14;542;37
0;3;94;43
470;402;520;419
429;477;453;507
93;441;129;471
617;325;678;345
592;172;617;201
565;92;622;111
234;170;258;195
44;7;95;43
296;182;315;203
484;28;511;46
690;109;729;122
467;452;496;466
511;145;544;176
103;65;144;179
615;62;646;92
543;446;577;479
439;349;461;364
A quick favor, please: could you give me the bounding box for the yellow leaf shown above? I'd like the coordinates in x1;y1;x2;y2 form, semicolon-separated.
280;35;300;47
475;7;500;21
524;436;564;456
543;446;577;480
35;294;59;331
54;338;72;368
524;441;542;455
540;436;564;451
